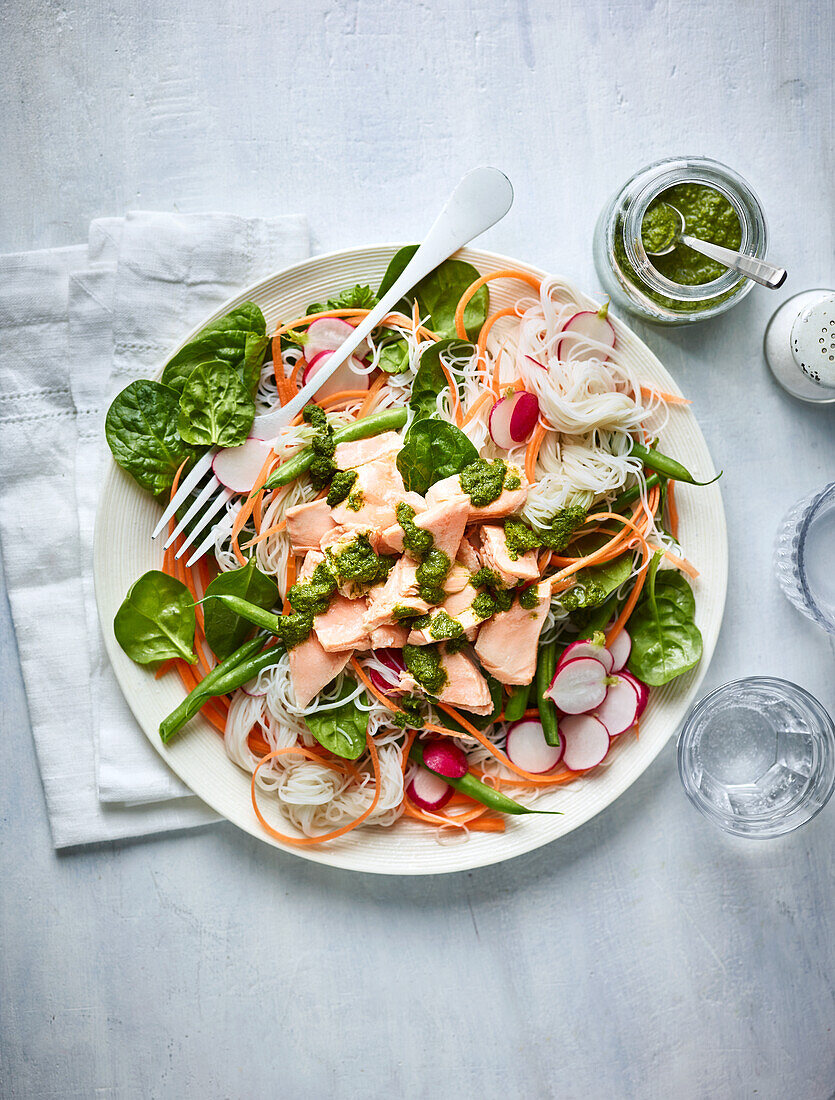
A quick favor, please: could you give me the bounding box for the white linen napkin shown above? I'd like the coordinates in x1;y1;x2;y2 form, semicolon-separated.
0;213;309;846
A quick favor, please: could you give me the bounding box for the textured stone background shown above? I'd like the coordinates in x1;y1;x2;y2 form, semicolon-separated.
1;1;833;1096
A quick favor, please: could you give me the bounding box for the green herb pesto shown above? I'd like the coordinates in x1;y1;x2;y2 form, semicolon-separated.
471;592;497;619
504;471;521;492
392;695;425;729
392;604;422;622
640;202;679;254
459;458;509;508
537;505;589;553
503;516;542;560
328;533;394;588
410;613;432;630
559;580;607;612
469;567;503;590
395;502;433;557
428;610;464;641
643;184;742;285
403;643;448;697
345;489;364;512
302;403;337;490
275;611;314;650
517;585;541;611
326;469;357;508
287;562;337;616
443;635;468;655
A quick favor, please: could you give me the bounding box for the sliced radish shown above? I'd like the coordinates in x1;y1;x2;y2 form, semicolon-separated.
241;681;268;698
367;649;405;696
594;675;639;737
407;768;453;811
302;350;369;400
560;715;611;771
607;629;631;673
506;719;563;774
422;739;468;779
304;317;370;361
488;390;540;449
546;657;609;714
213;436;274;493
525;355;547;371
557;639;614;675
620;671;649;718
556;303;616;363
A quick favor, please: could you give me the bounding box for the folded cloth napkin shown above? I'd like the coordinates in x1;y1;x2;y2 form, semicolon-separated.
0;213;309;847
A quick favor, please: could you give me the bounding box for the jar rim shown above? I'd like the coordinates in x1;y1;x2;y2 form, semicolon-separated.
622;157;767;303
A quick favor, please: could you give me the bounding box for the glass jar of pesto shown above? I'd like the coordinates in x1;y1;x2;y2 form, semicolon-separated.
593;156;768;325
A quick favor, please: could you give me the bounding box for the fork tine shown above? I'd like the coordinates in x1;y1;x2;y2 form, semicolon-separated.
174;486;234;560
151;452;215;539
184;498;236;567
163;477;218;550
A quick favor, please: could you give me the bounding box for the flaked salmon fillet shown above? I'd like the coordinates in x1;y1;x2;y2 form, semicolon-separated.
289;635;352;709
399;646;494;715
314;593;370;652
475;579;551;685
333;431;403;469
479;524;540;585
285;499;337;553
363;556;430;632
425;470;528;521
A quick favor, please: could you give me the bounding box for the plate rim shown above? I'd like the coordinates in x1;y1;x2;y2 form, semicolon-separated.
94;243;728;874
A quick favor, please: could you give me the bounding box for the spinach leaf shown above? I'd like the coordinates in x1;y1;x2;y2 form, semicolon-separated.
203;559;278;660
308;284;378;314
377;335;411;374
114;570;196;666
243;332;271;395
409;338;471;419
105;380;197;496
304;681;369;760
559;536;633;611
396;418;479;495
378;248;489;340
177;362;255;448
627;555;702;686
161;302;268;396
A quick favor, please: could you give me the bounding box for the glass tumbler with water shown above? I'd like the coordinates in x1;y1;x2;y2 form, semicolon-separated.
774;481;835;632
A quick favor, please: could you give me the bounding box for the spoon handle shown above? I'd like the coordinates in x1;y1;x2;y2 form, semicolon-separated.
679;234;787;289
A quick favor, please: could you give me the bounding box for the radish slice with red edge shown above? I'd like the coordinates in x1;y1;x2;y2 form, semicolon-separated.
241;679;268;698
556;303;616;364
213;437;274;494
407;768;453;811
367;649;404;696
560;715;611;771
302;350;369;400
620;671;649;718
546;657;609;714
304;317;370;361
557;638;614;675
593;675;639;737
421;739;468;779
488;391;540;449
506;719;563;774
607;629;631;673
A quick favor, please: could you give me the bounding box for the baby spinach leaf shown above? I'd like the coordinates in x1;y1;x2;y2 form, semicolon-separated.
105;380;197;496
377;248;489;340
161;302;268;395
202;559;279;660
304;681;369;760
396;419;479;495
308;284;378;314
626;555;702;686
559;536;633;611
377;335;411;374
114;570;196;666
177;362;255;448
243;332;271;395
409;338;471;419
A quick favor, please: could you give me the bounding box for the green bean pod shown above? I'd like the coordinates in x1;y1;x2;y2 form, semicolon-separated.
611;472;661;512
503;681;532;723
535;641;560;747
629;441;721;486
409;741;560;816
262;407;408;491
200;593;282;634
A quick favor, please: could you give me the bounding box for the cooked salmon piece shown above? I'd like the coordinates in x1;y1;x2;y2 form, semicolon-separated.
330;454;405;531
363;556;430;632
369;623;409;649
318;526;376;598
474;579;551;685
289;635;352;709
405;583;486;645
285;499;337;553
377;492;428;554
399;647;494;715
425;469;529;521
298;549;325;581
413;496;470;562
314;593;370;652
479;525;540;585
443;562;470;594
456;536;482;573
333;431;402;469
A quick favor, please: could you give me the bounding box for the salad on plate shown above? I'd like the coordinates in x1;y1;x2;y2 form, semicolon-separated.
105;248;712;845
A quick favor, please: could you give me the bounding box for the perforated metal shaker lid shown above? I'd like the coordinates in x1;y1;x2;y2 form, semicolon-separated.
792;294;835;387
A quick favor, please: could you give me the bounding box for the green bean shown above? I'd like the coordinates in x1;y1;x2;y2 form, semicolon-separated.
577;594;618;640
630;442;721;486
409;741;561;816
503;681;532;723
535;641;560;747
262;407;408;490
611;473;661;512
159;638;283;743
201;593;282;634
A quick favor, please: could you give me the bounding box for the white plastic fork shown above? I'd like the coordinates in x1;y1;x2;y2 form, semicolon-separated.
152;166;514;565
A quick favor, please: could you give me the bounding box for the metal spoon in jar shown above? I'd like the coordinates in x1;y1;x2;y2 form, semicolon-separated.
645;202;787;289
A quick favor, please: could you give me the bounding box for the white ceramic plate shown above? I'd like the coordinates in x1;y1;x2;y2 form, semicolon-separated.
94;245;727;874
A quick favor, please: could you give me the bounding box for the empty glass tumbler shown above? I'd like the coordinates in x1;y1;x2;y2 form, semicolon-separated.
774;482;835;634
